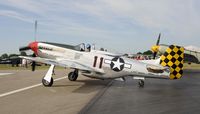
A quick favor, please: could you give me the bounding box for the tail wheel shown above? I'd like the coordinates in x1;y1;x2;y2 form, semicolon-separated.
68;71;78;81
42;77;53;87
138;80;144;88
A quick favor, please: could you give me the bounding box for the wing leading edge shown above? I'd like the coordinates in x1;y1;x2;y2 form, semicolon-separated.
19;56;104;74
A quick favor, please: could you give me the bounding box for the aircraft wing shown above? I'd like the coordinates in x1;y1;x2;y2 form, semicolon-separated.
19;56;104;74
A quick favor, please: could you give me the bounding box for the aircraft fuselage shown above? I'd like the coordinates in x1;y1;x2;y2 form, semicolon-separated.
33;42;170;79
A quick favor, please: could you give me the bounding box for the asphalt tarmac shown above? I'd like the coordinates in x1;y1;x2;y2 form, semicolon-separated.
0;69;110;114
0;69;200;114
81;69;200;114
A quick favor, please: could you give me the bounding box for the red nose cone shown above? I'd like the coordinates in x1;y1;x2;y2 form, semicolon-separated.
28;41;38;55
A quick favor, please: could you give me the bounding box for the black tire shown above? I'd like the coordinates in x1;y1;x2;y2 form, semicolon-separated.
138;80;144;88
68;72;78;81
42;77;53;87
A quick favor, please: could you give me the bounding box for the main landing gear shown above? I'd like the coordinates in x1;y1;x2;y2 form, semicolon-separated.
133;77;145;88
42;65;55;87
41;66;79;87
138;80;144;88
42;77;53;87
68;69;79;81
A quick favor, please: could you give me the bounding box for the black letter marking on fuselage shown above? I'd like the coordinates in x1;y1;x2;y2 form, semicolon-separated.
99;57;103;69
93;56;104;69
93;56;98;67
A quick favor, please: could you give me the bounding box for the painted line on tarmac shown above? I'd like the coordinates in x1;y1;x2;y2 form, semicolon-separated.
0;76;66;98
0;73;13;76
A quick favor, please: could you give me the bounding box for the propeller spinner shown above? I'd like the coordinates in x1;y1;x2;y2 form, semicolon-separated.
151;33;161;59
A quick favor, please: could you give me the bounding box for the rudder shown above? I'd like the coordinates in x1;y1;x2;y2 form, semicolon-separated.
160;45;184;79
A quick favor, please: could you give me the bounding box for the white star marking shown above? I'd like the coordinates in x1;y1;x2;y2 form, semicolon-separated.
112;58;124;70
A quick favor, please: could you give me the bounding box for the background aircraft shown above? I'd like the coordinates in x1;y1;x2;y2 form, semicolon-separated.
19;41;184;88
151;34;200;64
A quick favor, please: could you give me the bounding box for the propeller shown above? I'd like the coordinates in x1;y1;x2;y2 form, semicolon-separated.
151;33;161;59
19;20;38;71
19;47;37;71
19;46;31;51
31;53;36;71
34;20;37;41
31;20;37;71
156;33;161;45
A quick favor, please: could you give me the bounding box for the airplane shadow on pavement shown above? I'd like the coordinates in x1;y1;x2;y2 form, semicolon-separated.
51;79;112;94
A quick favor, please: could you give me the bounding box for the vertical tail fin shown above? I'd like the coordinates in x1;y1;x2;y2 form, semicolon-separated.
160;45;184;79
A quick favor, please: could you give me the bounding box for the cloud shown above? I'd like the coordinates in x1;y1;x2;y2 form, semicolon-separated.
0;0;48;15
0;0;200;53
0;10;33;22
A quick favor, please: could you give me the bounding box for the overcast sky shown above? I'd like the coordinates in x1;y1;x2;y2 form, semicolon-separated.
0;0;200;55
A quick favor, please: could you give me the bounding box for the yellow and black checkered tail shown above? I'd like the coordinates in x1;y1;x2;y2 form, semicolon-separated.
160;45;184;79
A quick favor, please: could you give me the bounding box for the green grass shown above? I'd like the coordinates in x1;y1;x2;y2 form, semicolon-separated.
0;64;65;70
183;63;200;70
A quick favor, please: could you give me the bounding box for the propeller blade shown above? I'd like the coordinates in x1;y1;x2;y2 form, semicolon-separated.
156;33;161;45
153;52;157;59
34;20;37;41
31;53;36;72
19;46;31;51
32;61;36;71
152;33;161;59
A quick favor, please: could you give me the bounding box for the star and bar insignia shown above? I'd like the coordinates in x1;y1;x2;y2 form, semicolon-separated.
105;57;131;72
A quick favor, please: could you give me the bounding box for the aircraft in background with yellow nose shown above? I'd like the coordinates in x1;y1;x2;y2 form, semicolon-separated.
151;34;200;64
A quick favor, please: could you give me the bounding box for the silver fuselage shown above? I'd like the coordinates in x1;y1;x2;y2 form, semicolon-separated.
37;42;170;79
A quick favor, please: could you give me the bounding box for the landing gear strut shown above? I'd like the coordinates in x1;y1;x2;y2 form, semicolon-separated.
138;80;144;87
42;65;55;87
68;69;78;81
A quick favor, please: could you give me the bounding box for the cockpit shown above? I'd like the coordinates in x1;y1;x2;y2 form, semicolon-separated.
76;43;92;52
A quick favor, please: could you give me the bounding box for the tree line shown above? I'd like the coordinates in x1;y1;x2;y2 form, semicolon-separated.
0;52;27;60
137;50;153;55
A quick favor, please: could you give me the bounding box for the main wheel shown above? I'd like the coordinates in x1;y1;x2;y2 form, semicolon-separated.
138;80;144;87
68;71;78;81
42;77;53;87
